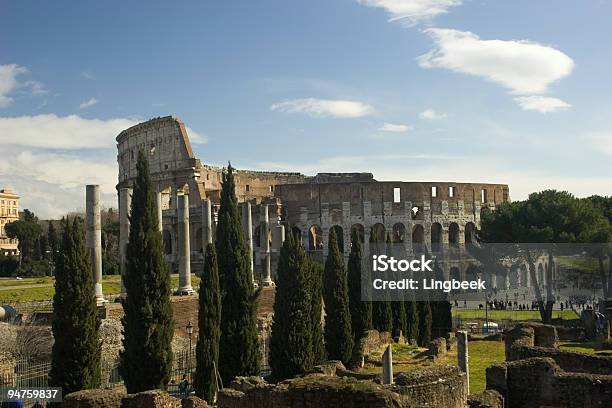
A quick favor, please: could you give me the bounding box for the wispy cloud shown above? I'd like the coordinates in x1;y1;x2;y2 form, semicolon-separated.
78;97;98;109
81;70;94;80
380;122;411;132
418;28;574;99
356;0;463;25
419;109;447;120
514;96;571;113
270;98;374;118
0;64;28;107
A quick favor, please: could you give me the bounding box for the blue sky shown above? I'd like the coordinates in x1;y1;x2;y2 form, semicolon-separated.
1;0;611;217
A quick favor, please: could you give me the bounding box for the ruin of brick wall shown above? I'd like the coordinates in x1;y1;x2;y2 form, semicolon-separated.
487;322;612;407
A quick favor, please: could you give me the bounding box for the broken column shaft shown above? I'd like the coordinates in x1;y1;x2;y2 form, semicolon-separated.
86;185;105;304
260;205;272;286
202;198;213;251
241;202;254;283
118;187;132;298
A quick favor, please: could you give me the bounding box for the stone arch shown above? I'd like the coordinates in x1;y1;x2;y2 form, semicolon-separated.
254;225;261;247
412;224;424;252
330;225;344;253
392;223;406;243
195;227;203;253
309;225;323;251
520;264;529;287
509;268;519;289
162;229;173;255
370;223;386;243
464;222;476;244
450;266;461;281
350;223;365;243
431;222;442;251
448;222;460;246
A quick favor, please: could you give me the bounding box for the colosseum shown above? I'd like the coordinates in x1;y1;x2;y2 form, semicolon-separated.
114;115;542;295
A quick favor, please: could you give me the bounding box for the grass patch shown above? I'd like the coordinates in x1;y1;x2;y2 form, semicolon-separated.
453;308;577;321
556;257;604;273
560;341;612;356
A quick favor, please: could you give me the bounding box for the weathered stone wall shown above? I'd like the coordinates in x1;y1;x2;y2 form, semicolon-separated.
64;389;210;408
467;390;504;408
217;364;468;408
428;337;448;360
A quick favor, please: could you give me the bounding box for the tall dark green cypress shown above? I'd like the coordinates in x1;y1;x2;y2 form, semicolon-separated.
417;301;432;347
269;229;314;381
216;164;260;384
309;260;325;365
323;228;353;365
120;151;174;393
49;218;101;393
194;244;221;403
347;230;372;343
392;299;407;338
47;221;59;264
405;298;419;343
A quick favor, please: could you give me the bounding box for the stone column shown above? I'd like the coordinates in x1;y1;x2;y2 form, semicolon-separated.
241;202;254;282
201;199;213;251
156;191;163;232
382;345;393;385
86;185;105;304
119;187;132;298
457;330;469;392
176;193;194;295
260;205;272;286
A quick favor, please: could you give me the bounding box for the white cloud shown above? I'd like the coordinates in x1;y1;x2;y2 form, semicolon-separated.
514;96;571;113
0;64;28;107
380;122;411;132
79;97;98;109
357;0;463;25
419;109;447;120
270;98;374;118
418;28;575;95
0;114;137;149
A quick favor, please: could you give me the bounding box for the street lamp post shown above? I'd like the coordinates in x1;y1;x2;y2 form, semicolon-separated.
187;321;194;381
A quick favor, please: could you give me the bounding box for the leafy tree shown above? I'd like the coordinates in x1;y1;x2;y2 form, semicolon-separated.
194;244;221;403
120;151;174;393
5;209;42;264
49;218;101;393
216;164;260;384
269;229;314;381
323;228;353;365
347;229;372;343
417;301;432;347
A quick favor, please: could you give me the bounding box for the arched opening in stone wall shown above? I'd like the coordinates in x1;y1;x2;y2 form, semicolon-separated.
291;226;302;243
412;224;424;252
450;267;461;290
465;264;481;291
448;222;460;246
464;222;476;244
350;224;365;244
509;268;519;289
163;230;173;255
330;225;344;253
309;225;323;251
431;222;442;251
392;223;406;243
370;223;386;253
195;228;203;253
254;225;261;248
537;263;544;287
520;264;528;287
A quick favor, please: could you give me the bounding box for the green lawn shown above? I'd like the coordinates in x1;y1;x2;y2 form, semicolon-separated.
0;274;201;304
453;308;578;321
557;256;605;273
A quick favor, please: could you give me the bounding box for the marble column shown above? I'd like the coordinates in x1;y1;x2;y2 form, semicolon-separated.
119;187;132;298
86;185;105;304
241;202;254;282
260;205;272;286
156;191;163;232
176;193;194;295
457;330;469;392
382;345;393;385
201;198;213;251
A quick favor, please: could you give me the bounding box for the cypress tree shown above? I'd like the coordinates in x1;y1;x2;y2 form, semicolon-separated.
417;301;432;347
49;217;101;393
120;151;174;393
309;260;325;365
392;299;407;338
194;244;221;403
347;230;372;344
216;164;260;384
372;294;393;333
269;229;313;381
405;298;419;343
323;228;353;365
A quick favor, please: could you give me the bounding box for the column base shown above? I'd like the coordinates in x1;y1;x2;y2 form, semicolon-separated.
260;279;275;287
175;287;196;296
95;297;108;307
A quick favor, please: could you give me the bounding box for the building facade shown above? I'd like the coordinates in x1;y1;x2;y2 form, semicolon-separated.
116;116;543;293
0;188;20;256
